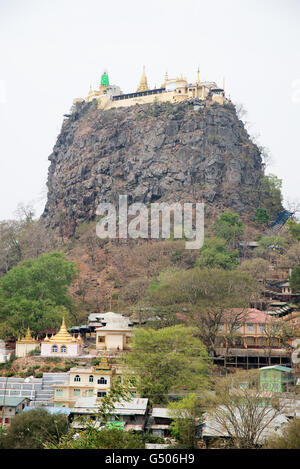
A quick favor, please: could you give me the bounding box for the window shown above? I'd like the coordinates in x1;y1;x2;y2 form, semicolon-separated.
98;377;107;385
218;324;225;331
89;375;94;383
98;336;105;343
61;345;67;353
52;345;58;353
246;324;255;332
56;389;63;396
88;390;93;397
74;375;81;382
73;389;80;396
259;324;265;333
97;391;107;398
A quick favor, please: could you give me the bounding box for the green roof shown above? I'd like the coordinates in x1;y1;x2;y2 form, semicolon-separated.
106;421;125;429
0;396;28;407
100;72;109;86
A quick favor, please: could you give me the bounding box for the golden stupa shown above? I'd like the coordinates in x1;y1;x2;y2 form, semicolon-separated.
47;316;79;344
17;327;37;344
136;66;149;92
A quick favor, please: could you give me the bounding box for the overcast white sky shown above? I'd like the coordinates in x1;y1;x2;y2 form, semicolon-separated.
0;0;299;221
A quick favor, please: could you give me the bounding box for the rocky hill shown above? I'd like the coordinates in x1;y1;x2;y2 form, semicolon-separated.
42;99;264;238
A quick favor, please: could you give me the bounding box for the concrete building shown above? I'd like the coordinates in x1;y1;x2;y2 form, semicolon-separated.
15;328;40;358
70;397;149;432
0;373;69;407
95;312;133;352
0;396;30;427
53;357;114;407
41;316;84;357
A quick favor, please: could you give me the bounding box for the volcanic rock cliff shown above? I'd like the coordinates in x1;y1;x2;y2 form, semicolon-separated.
42;99;264;237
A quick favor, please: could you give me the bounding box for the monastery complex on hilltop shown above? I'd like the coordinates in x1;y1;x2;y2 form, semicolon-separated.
74;67;226;110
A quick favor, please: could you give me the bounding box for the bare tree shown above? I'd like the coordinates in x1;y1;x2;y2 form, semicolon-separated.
203;370;288;448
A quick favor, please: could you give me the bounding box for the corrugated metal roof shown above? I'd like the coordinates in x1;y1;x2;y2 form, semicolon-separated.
71;397;148;415
259;365;292;373
0;396;28;406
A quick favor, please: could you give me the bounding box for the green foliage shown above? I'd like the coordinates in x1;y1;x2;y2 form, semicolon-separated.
254;235;287;261
168;393;204;448
146;268;254;355
254;207;270;225
147;267;254;311
196;237;239;270
123;326;210;404
290;265;300;293
287;219;300;241
265;418;300;449
259;174;283;219
0;252;78;338
213;211;245;249
0;408;69;449
50;428;145;449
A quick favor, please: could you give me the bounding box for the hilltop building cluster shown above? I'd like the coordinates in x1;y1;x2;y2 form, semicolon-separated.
74;67;226;111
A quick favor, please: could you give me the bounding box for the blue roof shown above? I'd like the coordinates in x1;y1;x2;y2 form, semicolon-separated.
0;396;28;406
259;365;292;373
23;406;72;415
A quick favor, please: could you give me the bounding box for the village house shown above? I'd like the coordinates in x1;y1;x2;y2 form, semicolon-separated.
146;407;175;439
216;308;286;349
215;308;292;368
0;396;30;427
69;396;149;432
94;312;134;352
259;365;296;392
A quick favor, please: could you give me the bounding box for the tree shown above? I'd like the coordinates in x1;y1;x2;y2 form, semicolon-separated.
287;219;300;241
203;370;287;449
146;268;255;356
264;417;300;449
196;237;239;270
123;325;210;404
168;393;204;449
49;427;145;449
262;318;297;365
0;251;78;337
0;408;69;449
290;265;300;305
254;235;287;262
290;265;300;294
282;243;300;269
213;211;245;249
254;207;270;225
259;174;283;219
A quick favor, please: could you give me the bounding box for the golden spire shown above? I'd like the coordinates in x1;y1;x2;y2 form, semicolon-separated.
137;65;149;92
161;71;168;88
48;316;77;344
17;327;36;343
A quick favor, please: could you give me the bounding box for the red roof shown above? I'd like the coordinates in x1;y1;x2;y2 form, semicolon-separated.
176;308;276;324
228;308;276;324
